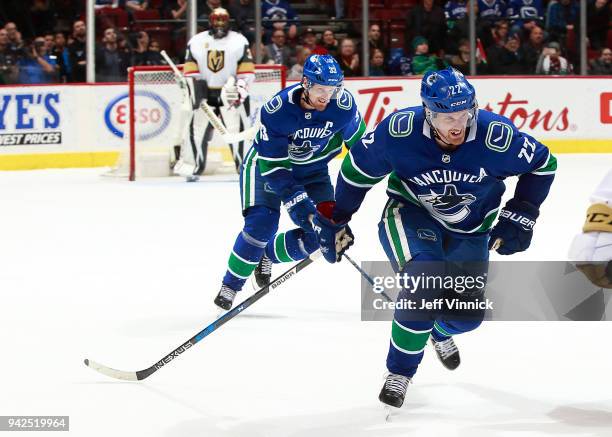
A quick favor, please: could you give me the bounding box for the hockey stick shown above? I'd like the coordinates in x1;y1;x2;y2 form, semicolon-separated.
84;250;322;381
160;50;257;145
343;253;393;302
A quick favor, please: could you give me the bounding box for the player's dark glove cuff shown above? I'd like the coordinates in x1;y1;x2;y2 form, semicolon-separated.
489;199;540;255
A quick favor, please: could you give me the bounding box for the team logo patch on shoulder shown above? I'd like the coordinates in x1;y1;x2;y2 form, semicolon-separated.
485;121;513;152
337;90;353;110
264;95;283;114
389;111;414;138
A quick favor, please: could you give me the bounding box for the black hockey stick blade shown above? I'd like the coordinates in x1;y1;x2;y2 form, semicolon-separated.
84;250;321;381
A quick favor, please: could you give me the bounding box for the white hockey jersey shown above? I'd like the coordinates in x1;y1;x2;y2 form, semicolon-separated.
183;30;254;88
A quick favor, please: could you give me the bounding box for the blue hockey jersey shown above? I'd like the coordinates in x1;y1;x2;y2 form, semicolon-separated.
334;107;557;234
253;83;366;197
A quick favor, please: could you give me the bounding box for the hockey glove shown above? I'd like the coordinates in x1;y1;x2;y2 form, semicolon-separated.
282;188;316;232
489;199;540;255
312;201;354;263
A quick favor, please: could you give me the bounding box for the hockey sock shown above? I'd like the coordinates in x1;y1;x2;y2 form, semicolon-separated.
265;228;318;263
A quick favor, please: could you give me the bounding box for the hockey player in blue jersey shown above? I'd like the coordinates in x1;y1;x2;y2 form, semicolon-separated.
313;67;556;408
213;54;366;310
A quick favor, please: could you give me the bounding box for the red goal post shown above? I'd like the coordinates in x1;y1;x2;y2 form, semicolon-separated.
120;64;286;181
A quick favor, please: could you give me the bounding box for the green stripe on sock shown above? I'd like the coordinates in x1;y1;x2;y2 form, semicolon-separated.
433;321;453;337
228;252;258;279
391;319;431;353
274;233;293;262
386;201;406;268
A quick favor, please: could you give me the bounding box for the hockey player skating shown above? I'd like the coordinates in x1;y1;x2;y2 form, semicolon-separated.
313;68;557;409
213;54;366;310
569;170;612;288
174;7;254;181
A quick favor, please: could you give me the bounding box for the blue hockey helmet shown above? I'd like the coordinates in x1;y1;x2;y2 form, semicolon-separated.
302;54;344;88
420;67;477;113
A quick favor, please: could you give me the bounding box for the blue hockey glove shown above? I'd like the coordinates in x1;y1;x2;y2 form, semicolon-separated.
489;199;540;255
312;201;354;263
282;188;316;232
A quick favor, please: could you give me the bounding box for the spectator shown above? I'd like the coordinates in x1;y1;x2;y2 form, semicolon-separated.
335;37;360;76
95;27;131;82
0;28;19;84
301;28;326;54
169;0;187;18
126;0;149;13
68;20;87;82
321;29;338;57
44;33;55;52
133;31;164;65
251;41;271;63
546;0;578;42
411;36;447;75
369;48;386;76
506;0;544;37
406;0;447;53
587;0;610;51
287;46;311;79
445;0;468;30
18;37;58;84
536;41;573;74
5;22;24;53
589;47;612;74
200;0;222;20
447;38;487;74
368;23;386;54
262;0;298;41
52;32;71;82
229;0;256;42
484;19;510;48
387;47;413;75
521;25;546;73
487;34;526;74
265;29;293;67
478;0;506;22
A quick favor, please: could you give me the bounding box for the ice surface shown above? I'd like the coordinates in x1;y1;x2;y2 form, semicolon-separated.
0;155;610;437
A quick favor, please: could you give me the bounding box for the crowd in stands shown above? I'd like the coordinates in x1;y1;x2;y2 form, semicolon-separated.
0;0;609;84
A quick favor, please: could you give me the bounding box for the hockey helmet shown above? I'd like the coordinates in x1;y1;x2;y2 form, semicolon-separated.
209;8;230;39
421;67;476;113
302;54;344;91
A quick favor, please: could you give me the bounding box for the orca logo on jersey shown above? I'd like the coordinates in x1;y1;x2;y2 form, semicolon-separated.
207;50;225;73
418;184;476;224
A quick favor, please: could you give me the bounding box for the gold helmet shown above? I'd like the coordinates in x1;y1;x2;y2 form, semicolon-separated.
209;7;230;39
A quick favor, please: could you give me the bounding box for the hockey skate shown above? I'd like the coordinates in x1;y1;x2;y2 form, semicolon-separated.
253;254;273;288
379;372;411;409
214;285;237;310
431;336;461;370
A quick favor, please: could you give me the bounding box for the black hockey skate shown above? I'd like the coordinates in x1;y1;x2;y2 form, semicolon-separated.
379;373;411;408
431;336;461;370
253;255;273;288
214;285;237;310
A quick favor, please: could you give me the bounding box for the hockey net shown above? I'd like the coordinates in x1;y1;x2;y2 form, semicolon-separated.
111;64;286;180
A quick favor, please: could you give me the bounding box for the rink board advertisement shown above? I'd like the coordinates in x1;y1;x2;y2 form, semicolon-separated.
0;77;609;170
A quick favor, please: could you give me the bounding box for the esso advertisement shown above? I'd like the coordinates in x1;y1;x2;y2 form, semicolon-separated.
0;91;62;146
104;91;172;141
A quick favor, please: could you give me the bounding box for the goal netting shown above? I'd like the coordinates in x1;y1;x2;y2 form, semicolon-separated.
110;64;286;180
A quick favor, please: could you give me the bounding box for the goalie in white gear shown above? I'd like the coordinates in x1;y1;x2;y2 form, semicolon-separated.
568;170;612;288
174;7;255;180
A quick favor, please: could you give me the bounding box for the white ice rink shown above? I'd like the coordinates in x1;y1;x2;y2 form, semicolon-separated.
1;154;611;437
